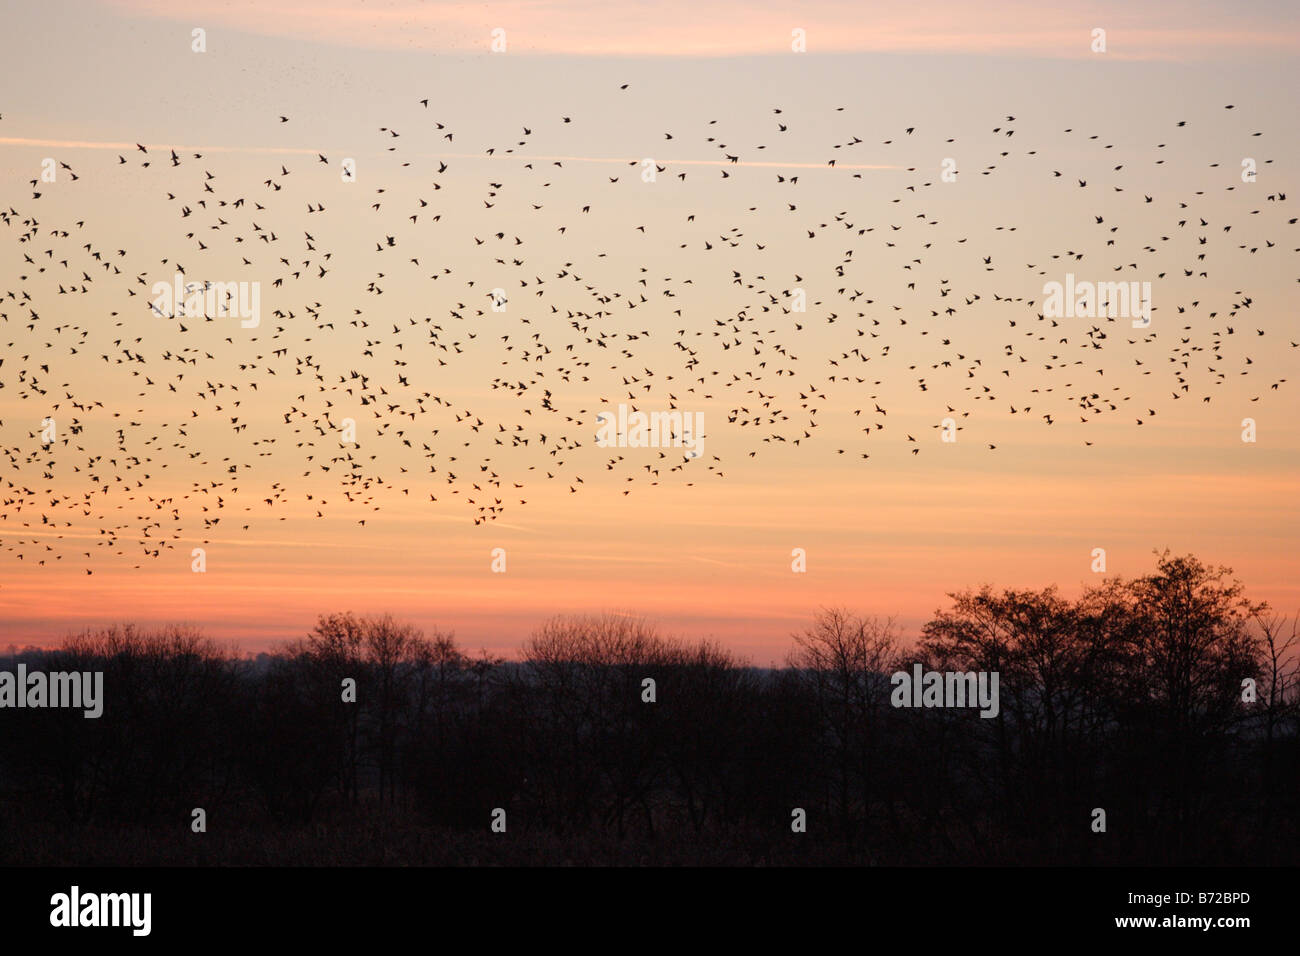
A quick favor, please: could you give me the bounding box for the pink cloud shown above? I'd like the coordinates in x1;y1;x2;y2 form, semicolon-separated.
101;0;1299;58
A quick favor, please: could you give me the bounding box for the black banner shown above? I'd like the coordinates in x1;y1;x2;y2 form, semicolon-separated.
3;866;1281;942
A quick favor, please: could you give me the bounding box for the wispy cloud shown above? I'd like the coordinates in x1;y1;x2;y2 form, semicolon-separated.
0;137;905;171
101;0;1300;59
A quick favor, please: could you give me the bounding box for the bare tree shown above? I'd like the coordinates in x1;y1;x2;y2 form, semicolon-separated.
1251;610;1300;824
787;608;900;846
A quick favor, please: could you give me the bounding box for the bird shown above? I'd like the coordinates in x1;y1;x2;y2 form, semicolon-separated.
0;93;1290;577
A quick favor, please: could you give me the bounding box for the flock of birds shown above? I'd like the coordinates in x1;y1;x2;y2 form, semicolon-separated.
1;89;1295;573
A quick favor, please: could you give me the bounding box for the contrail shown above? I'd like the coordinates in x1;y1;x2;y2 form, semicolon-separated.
0;137;905;171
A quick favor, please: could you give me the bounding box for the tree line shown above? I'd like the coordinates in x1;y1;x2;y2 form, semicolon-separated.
1;551;1296;864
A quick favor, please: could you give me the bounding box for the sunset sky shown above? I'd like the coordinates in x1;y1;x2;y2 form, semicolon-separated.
1;0;1297;662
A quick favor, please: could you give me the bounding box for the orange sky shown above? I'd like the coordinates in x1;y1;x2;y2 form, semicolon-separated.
1;0;1297;659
